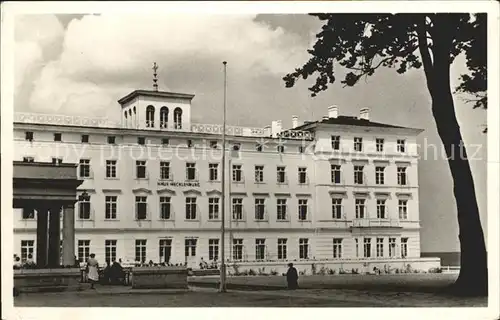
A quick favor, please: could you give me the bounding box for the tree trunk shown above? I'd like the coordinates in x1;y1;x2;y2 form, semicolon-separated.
425;21;488;296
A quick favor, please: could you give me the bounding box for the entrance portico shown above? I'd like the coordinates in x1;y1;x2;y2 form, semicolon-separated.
13;161;83;267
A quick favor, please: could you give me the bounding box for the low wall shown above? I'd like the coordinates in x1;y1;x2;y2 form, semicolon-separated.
14;268;82;293
131;266;188;289
226;257;441;276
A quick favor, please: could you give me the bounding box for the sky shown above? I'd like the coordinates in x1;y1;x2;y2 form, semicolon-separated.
13;13;487;253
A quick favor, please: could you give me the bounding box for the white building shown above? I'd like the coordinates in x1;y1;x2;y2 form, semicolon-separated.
13;87;438;272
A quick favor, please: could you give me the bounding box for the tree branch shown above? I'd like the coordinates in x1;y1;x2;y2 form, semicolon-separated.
417;16;435;91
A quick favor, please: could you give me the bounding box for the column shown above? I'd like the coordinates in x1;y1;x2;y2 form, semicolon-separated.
48;205;61;267
36;206;49;267
62;205;76;266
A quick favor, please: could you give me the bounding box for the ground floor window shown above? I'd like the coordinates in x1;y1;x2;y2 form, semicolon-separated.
363;238;371;258
232;239;243;261
159;239;172;263
185;238;197;257
277;238;287;260
255;239;266;261
401;238;408;258
78;240;91;263
333;238;342;258
376;238;384;257
208;239;219;261
21;240;34;263
105;240;117;263
135;239;147;263
299;238;309;259
389;238;396;257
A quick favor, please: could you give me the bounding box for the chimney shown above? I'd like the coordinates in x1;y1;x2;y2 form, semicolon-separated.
271;120;283;137
359;108;370;121
292;116;298;128
328;105;339;118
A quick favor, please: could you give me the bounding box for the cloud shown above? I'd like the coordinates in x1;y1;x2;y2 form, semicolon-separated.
17;14;308;118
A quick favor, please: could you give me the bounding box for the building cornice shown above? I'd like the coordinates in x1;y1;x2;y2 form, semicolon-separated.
118;90;195;105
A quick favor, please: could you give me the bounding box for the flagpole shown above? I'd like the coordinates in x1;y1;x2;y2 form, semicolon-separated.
219;61;227;293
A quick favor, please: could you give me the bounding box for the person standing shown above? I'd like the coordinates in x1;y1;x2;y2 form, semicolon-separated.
86;253;99;289
286;263;299;290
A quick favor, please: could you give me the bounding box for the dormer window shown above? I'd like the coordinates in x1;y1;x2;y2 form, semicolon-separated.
25;132;33;141
187;139;193;148
81;135;89;143
233;143;241;151
138;137;146;145
108;136;116;144
146;105;155;128
210;141;218;149
54;133;62;142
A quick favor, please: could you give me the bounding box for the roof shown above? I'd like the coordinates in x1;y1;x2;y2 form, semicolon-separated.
293;116;420;131
118;90;195;105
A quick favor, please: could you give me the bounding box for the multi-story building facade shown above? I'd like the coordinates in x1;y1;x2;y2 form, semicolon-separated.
13;88;437;271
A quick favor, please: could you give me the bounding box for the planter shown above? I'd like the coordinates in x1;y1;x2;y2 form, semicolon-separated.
14;268;82;293
131;266;188;289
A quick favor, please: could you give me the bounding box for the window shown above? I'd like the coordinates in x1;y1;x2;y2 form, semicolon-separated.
376;238;384;257
277;145;284;153
51;158;63;165
256;143;263;152
232;198;243;220
107;136;116;144
397;167;407;185
354;137;363;152
277;239;287;260
161;138;169;146
298;199;308;221
299;238;309;259
185;238;197;257
232;164;243;182
209;163;218;181
79;196;91;220
135;240;147;263
105;196;117;220
298;146;305;153
54;133;62;142
401;238;408;258
135;196;147;220
254;165;264;183
186;163;197;181
185;197;197;220
399;200;408;220
355;238;359;258
174;107;183;129
255;198;265;220
160;162;171;180
208;197;220;220
23;157;34;163
277;166;286;184
22;208;35;219
363;238;372;258
77;240;90;262
389;238;396;257
354;165;364;184
233;143;241;151
106;160;117;178
159;239;172;263
255;239;266;260
331;135;340;150
397;139;406;152
21;240;34;263
146;105;155;127
25;131;33;141
277;199;287;220
355;199;365;219
210;140;218;149
331;164;341;184
160;107;169;129
298;167;307;184
136;160;147;179
232;239;243;261
208;239;219;261
187;139;193;148
375;167;385;185
332;198;342;219
138;137;146;145
333;238;343;259
79;159;91;178
105;240;117;263
160;197;171;220
377;199;386;219
376;138;384;152
81;135;89;143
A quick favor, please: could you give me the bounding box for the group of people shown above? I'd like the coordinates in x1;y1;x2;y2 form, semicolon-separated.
199;257;218;270
13;254;36;269
85;254;126;289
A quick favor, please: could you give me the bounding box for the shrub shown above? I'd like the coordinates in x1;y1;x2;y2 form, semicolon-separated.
351;268;359;275
328;268;336;275
311;263;317;275
339;268;346;275
318;266;327;275
270;269;279;276
248;269;257;276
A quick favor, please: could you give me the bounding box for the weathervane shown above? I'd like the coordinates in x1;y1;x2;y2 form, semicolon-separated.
152;62;159;91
